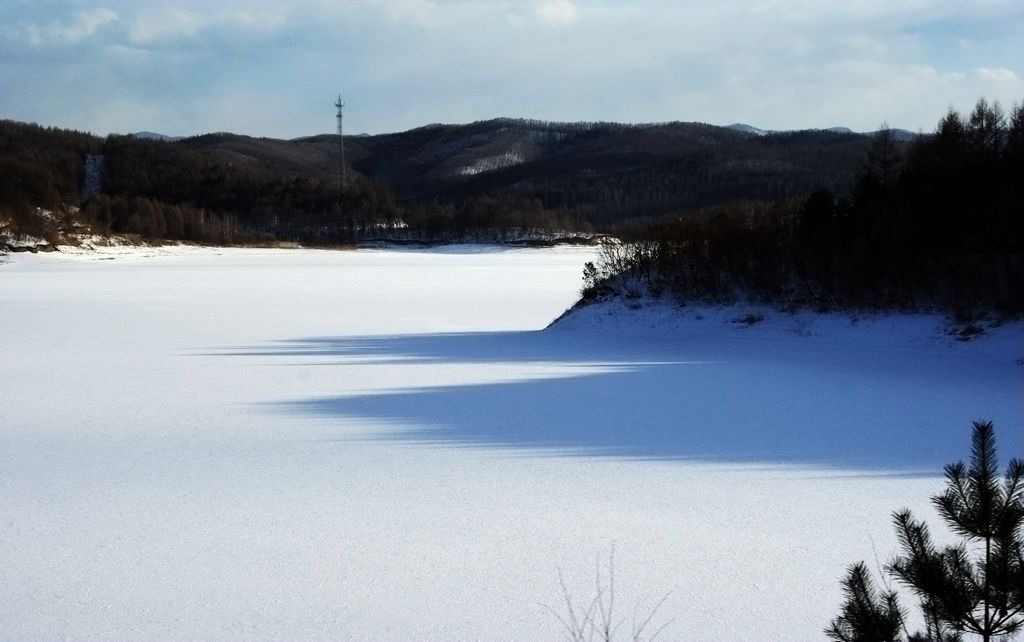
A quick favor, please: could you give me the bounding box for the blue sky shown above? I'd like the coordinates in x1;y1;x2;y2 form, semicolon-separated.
1;0;1022;138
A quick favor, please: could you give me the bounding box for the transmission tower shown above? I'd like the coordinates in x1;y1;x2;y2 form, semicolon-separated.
335;94;347;192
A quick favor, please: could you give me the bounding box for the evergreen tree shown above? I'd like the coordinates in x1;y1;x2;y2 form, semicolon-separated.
827;562;904;642
1005;102;1024;215
829;421;1024;642
865;125;903;193
966;99;1007;165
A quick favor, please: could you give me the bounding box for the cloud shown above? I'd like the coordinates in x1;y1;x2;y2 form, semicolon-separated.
0;0;1021;137
534;0;579;25
127;6;289;45
973;67;1018;83
371;0;448;27
13;7;119;46
128;7;204;43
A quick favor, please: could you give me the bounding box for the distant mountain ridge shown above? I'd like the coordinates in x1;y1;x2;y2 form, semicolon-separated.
152;119;917;146
0;114;904;247
726;123;770;136
728;122;917;141
158;116;889;224
131;131;183;142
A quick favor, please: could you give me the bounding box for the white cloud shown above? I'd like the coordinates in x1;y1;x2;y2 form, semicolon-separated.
127;6;288;44
61;8;119;43
534;0;579;25
129;7;204;43
371;0;447;26
973;67;1018;83
748;0;939;23
1;0;1021;137
16;7;119;46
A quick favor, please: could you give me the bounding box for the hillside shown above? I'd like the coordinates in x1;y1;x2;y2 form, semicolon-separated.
167;118;877;210
2;116;885;248
570;99;1024;316
205;118;876;222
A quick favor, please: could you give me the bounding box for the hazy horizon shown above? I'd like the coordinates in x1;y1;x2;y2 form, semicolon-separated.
43;116;916;142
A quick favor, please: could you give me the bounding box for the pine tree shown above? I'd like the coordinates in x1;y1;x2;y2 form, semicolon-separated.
829;421;1024;641
827;562;904;642
865;125;903;193
966;100;1007;165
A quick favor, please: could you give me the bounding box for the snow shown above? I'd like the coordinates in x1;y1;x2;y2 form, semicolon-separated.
458;151;527;176
54;236;182;256
1;246;1021;640
0;232;49;249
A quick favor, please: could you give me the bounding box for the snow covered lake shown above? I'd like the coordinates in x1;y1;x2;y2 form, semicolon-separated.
1;246;1021;640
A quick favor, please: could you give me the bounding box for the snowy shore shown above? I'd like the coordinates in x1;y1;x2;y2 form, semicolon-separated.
553;295;1023;361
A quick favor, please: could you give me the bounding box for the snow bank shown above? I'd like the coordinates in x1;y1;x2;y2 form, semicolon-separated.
552;296;1023;362
0;232;49;250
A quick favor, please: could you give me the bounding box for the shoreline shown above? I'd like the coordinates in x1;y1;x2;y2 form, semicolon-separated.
0;233;606;257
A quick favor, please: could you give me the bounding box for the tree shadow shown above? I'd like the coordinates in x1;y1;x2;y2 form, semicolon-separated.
228;329;1019;472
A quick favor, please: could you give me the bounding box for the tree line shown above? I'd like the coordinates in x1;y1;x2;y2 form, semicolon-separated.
468;129;871;226
0;120;99;242
582;98;1024;315
3;98;1020;261
0;115;876;246
0;121;579;245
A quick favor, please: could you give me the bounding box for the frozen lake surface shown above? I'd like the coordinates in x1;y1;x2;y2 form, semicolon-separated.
1;246;1021;640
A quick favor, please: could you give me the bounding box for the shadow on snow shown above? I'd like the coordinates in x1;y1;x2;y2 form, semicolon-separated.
223;329;1018;473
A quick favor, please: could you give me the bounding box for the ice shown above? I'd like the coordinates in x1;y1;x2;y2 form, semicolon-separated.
1;246;1021;640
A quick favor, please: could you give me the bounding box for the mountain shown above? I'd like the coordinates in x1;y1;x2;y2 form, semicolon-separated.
0;116;890;245
131;131;183;142
727;123;769;136
340;118;874;221
882;128;919;142
148;117;881;225
131;119;912;205
730;123;918;141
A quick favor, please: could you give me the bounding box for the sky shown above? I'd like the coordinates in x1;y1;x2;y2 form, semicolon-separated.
1;0;1022;139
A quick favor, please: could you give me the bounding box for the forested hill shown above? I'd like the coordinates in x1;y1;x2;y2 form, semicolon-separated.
4;115;880;246
576;99;1024;315
163;119;878;212
220;119;875;223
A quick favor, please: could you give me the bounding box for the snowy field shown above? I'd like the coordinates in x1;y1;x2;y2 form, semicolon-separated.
1;246;1021;641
